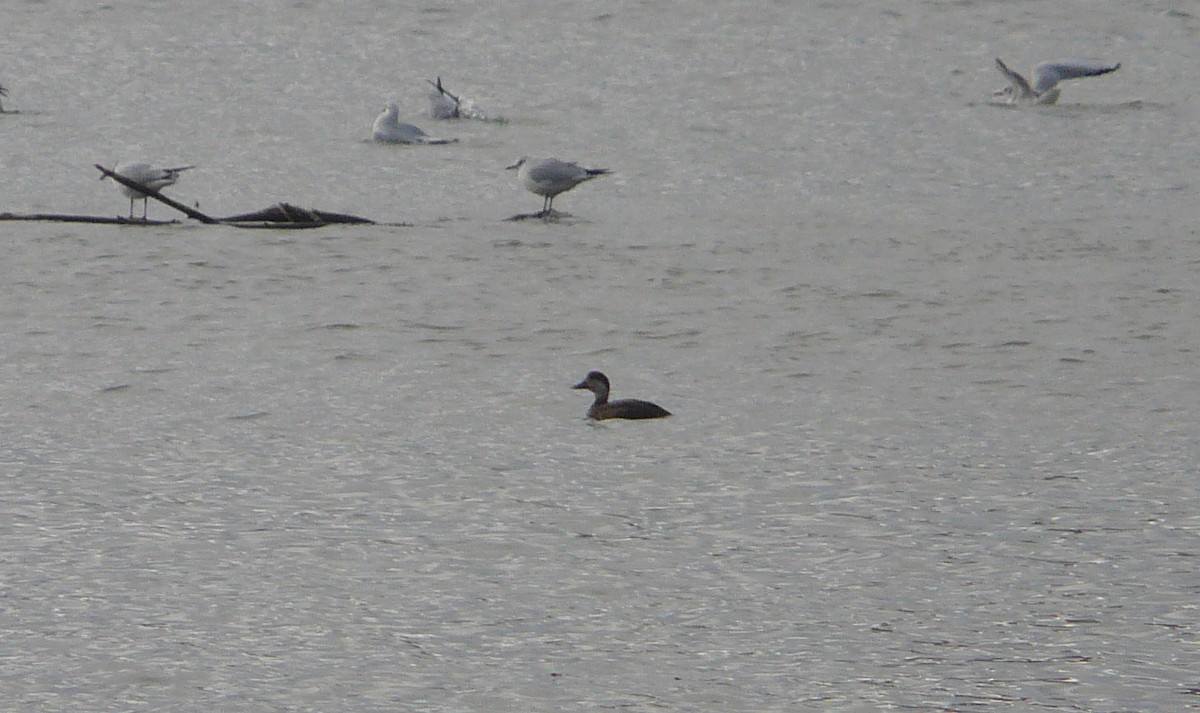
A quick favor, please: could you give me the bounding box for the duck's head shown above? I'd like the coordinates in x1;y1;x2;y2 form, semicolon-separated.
572;371;610;394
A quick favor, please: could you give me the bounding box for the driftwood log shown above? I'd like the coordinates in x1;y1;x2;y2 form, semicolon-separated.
0;166;380;228
221;204;375;228
0;213;180;225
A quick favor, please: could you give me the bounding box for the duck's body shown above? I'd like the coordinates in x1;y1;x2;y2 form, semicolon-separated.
507;157;609;217
109;162;194;219
372;102;456;144
993;57;1120;105
573;371;671;421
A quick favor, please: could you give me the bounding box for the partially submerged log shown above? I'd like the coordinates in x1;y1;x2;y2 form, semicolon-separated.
1;206;382;228
505;209;575;222
0;212;179;225
220;203;376;227
0;168;380;228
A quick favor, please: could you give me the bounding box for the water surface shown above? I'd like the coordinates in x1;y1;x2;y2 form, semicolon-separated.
2;1;1199;711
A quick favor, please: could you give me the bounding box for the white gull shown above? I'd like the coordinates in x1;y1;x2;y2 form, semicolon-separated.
427;77;461;119
425;77;498;121
506;157;610;217
372;102;456;144
107;162;193;219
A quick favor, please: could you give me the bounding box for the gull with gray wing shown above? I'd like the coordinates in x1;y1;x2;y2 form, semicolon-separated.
993;57;1121;105
507;157;610;217
372;102;457;144
106;162;194;219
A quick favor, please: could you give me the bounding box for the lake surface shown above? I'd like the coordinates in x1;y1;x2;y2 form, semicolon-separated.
2;1;1199;711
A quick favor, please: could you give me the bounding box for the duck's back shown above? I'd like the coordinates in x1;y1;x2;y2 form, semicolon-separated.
590;398;671;421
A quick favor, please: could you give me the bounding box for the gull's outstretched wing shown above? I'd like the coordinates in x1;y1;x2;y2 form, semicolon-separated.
1032;60;1121;94
995;58;1032;97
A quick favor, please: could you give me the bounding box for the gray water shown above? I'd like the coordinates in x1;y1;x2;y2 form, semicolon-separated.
3;1;1199;711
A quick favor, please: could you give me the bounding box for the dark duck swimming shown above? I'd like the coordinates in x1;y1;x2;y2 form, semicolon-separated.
572;371;671;421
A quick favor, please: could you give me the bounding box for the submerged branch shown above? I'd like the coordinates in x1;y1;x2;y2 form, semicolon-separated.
0;212;180;225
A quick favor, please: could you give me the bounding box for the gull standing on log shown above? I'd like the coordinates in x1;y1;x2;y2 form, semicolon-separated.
108;162;193;219
372;102;456;144
993;57;1121;105
506;157;610;217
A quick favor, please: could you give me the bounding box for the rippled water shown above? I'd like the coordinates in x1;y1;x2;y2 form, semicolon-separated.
3;1;1199;711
